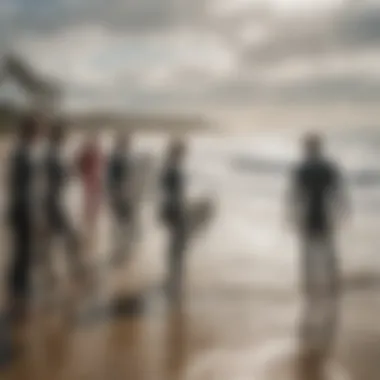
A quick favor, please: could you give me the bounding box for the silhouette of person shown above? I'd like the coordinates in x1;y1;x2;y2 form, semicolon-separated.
107;133;135;265
41;120;83;290
76;132;103;246
288;133;349;378
160;139;187;301
6;115;40;319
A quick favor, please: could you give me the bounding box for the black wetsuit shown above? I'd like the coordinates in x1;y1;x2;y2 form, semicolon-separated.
44;147;79;275
107;152;132;220
107;151;135;264
45;147;69;232
294;158;341;235
7;145;35;300
161;163;186;297
293;157;343;355
293;157;342;297
161;164;185;224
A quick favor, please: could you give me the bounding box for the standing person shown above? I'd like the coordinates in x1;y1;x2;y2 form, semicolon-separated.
41;120;83;293
107;133;135;265
76;132;103;245
160;139;188;301
287;133;349;377
6;115;40;319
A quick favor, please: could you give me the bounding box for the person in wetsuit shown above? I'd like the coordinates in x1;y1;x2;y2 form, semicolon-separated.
288;133;349;375
77;133;103;239
6;115;40;318
107;133;134;264
160;139;187;300
290;133;348;297
42;121;82;287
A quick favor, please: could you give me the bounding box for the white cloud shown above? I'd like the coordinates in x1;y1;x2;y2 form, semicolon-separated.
176;32;237;77
208;0;263;17
257;50;380;85
14;25;121;87
10;24;239;95
271;0;345;14
1;0;380;111
237;23;271;48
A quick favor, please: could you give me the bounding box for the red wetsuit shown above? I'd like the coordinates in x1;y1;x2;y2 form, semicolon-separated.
78;142;103;226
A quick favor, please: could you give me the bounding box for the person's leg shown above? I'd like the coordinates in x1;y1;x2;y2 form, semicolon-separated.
9;237;24;305
118;219;133;263
122;203;138;261
300;232;322;355
318;232;340;357
92;192;101;229
109;198;126;264
324;232;339;299
167;216;187;301
8;216;32;320
111;213;124;265
168;245;183;300
58;207;85;282
113;199;139;266
82;186;101;261
39;225;56;298
301;232;317;300
83;185;99;232
17;225;32;301
85;190;95;231
299;232;332;380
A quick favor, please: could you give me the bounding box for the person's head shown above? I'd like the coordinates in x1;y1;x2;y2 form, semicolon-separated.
303;132;323;159
18;114;39;144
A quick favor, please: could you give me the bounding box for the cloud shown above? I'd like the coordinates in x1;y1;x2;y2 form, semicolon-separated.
8;23;238;97
202;0;380;104
238;1;380;65
14;25;119;87
0;0;380;111
5;0;178;35
336;2;380;48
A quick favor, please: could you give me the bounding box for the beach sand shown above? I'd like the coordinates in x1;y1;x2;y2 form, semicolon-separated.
0;128;379;380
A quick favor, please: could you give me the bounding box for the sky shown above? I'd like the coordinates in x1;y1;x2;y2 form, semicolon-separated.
0;0;379;113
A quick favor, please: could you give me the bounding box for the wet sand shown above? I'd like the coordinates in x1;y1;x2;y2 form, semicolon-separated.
1;248;380;380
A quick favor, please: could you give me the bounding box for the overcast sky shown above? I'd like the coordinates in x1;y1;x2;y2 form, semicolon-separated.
0;0;379;112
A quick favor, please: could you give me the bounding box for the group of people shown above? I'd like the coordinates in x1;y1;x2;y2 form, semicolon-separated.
3;112;353;379
5;114;192;319
5;114;350;334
